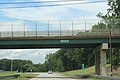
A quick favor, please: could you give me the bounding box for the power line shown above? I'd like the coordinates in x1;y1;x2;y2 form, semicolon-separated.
0;1;107;9
0;0;85;4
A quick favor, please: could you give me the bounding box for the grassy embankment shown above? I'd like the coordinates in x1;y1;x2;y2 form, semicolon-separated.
62;66;96;76
62;64;118;76
0;72;38;80
62;65;113;80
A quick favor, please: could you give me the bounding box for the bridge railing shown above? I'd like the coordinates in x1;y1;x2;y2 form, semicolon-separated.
0;29;120;38
0;20;120;38
0;30;80;37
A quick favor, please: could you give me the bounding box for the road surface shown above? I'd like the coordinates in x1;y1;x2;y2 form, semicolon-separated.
29;73;91;80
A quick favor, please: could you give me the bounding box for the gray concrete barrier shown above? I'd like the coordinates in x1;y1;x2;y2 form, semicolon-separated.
0;74;20;80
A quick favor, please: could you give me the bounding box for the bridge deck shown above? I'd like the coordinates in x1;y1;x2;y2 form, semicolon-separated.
0;36;120;49
0;34;120;40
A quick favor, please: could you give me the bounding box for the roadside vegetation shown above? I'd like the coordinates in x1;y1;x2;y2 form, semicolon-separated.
62;66;95;76
62;64;120;80
0;72;38;80
62;65;111;76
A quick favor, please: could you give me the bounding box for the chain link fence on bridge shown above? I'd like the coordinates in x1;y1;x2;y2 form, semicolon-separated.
0;20;120;38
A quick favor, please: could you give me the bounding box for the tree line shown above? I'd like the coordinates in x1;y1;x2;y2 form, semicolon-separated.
0;48;95;72
43;48;94;72
0;59;34;72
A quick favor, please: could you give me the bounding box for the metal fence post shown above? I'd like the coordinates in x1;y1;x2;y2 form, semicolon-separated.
98;22;99;37
18;30;19;37
60;21;61;36
48;21;49;36
11;23;13;37
72;21;74;36
24;23;25;37
35;23;37;37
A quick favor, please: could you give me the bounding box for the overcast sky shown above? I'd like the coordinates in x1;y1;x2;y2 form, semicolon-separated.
0;0;108;64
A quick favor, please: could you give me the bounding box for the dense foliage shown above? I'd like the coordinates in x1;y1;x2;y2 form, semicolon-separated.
44;48;94;72
107;0;120;18
0;59;33;72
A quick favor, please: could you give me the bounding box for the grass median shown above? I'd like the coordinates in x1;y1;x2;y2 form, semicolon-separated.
0;72;38;80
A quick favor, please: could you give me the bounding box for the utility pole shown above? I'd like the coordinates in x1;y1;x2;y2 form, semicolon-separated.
11;59;13;72
85;20;86;37
110;31;112;76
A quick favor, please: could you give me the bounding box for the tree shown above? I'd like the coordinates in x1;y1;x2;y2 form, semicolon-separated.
21;66;27;73
0;59;11;71
97;0;120;28
96;0;120;71
91;23;107;32
44;48;95;72
55;58;64;72
112;48;120;70
107;0;120;18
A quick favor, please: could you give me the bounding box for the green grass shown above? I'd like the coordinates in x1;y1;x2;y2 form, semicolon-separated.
62;65;112;80
0;72;38;80
62;64;111;76
62;66;95;76
0;72;18;76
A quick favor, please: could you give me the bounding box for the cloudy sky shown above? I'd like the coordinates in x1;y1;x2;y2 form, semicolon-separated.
0;0;108;64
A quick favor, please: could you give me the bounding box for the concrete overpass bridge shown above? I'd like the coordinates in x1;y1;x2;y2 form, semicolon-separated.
0;20;120;76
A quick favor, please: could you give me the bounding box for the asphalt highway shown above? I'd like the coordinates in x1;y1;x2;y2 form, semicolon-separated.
29;73;91;80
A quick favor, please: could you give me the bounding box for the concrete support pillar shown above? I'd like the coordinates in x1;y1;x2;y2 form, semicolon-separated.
100;49;107;76
95;51;100;75
94;43;108;76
